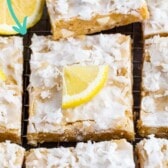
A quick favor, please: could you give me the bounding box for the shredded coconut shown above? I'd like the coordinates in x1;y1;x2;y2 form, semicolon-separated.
28;34;133;138
26;140;135;168
46;0;147;20
144;0;168;37
0;141;25;168
137;136;168;168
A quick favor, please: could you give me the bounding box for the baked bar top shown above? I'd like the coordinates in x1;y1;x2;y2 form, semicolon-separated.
0;85;22;130
26;140;135;168
0;36;23;142
0;36;23;89
142;36;168;92
144;0;168;37
136;136;168;168
0;141;25;168
141;36;168;127
46;0;147;20
28;34;133;135
46;0;148;39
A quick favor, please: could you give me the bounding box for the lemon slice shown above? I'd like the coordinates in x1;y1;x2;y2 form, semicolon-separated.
0;69;6;81
0;0;44;35
62;65;109;109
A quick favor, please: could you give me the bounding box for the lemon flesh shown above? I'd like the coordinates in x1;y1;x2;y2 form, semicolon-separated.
62;65;109;109
0;0;45;35
0;69;6;81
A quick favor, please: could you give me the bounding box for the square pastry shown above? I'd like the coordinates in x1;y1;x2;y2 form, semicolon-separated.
0;36;23;143
136;136;168;168
46;0;149;39
27;34;134;145
144;0;168;38
0;141;25;168
26;140;135;168
138;36;168;137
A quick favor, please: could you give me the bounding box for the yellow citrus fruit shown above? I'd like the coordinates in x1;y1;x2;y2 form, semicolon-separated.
0;69;6;81
62;65;109;109
0;0;45;35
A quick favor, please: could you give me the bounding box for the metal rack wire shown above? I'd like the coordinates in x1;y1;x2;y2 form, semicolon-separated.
22;5;143;166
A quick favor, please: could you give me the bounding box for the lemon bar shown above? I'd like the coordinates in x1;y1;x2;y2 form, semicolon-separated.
0;36;23;143
144;0;168;38
46;0;149;40
138;36;168;137
136;136;168;168
27;34;134;145
26;140;135;167
0;141;25;168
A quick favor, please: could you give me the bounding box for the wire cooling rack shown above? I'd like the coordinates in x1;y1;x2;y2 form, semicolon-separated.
22;5;143;167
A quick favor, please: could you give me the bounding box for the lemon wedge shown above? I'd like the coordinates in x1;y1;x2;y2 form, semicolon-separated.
0;69;6;81
0;0;44;35
62;65;109;109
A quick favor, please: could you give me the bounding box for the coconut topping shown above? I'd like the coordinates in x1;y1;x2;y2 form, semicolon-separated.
0;85;22;130
143;36;168;92
141;36;168;127
137;135;168;168
0;36;23;133
0;36;23;89
46;0;147;21
144;0;168;37
0;141;25;168
26;140;135;168
28;34;133;136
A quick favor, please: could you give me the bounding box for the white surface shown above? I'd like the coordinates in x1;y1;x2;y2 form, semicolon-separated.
141;36;168;127
144;0;168;37
0;36;23;132
137;136;168;168
0;141;25;168
26;140;135;168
